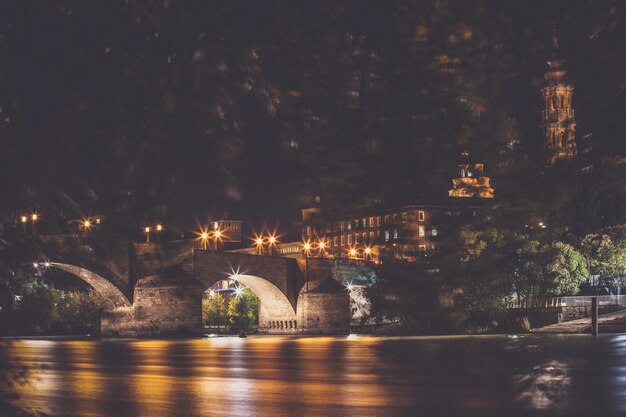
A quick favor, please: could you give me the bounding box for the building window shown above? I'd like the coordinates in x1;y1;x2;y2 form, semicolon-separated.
369;217;374;227
384;215;389;223
418;211;425;221
340;235;345;246
402;212;407;222
419;226;425;237
327;224;331;232
306;226;311;235
362;232;367;242
370;231;374;241
393;213;398;223
385;231;390;241
347;222;352;230
348;234;352;245
432;228;438;236
355;234;359;244
340;222;345;231
419;245;427;251
377;216;381;226
393;229;398;239
333;236;338;247
362;218;367;228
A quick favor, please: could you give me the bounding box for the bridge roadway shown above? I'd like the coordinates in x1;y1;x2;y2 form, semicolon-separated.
36;236;352;336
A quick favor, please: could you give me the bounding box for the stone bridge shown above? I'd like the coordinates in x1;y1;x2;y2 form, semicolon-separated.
37;236;351;336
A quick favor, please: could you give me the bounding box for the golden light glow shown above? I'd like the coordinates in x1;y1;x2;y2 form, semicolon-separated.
268;235;276;244
31;213;38;221
20;215;28;223
201;232;209;240
364;246;372;255
348;247;357;257
303;242;311;251
156;224;163;232
318;240;326;249
255;237;264;246
144;226;151;233
214;230;222;239
95;218;101;225
83;220;91;229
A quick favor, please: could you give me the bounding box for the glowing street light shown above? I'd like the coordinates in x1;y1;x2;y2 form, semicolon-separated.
20;215;28;233
213;229;223;254
268;233;278;256
156;224;163;241
302;240;312;258
233;285;244;298
317;238;327;257
144;226;151;243
198;229;210;250
253;235;265;255
31;213;39;235
32;262;39;269
348;247;357;259
364;246;372;261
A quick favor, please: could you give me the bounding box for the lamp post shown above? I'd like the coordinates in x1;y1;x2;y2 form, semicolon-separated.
144;226;151;243
20;215;28;233
268;234;278;256
156;224;163;242
31;213;39;235
254;236;265;255
200;231;209;251
213;230;222;254
364;246;372;261
82;219;92;237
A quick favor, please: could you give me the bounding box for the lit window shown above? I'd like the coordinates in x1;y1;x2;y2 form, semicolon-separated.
402;212;407;222
362;232;367;241
370;231;374;241
393;214;398;222
340;222;345;231
348;234;353;245
340;235;345;246
419;245;427;251
347;222;352;230
377;216;381;226
362;218;367;228
369;217;374;227
432;228;438;236
306;226;311;235
418;211;425;221
419;226;425;237
385;231;390;241
333;236;338;247
355;234;360;244
393;229;398;239
384;215;389;223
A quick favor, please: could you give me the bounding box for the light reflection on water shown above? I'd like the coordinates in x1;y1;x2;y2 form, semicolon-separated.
3;334;626;416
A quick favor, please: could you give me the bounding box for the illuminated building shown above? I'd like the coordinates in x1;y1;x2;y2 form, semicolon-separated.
542;31;576;164
300;197;463;262
448;151;495;198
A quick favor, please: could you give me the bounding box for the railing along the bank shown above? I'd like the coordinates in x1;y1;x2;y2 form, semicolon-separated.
507;295;626;309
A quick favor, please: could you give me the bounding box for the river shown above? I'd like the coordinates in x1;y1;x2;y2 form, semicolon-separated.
2;334;626;416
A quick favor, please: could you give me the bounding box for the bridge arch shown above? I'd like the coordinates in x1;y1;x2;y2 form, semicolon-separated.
49;262;132;309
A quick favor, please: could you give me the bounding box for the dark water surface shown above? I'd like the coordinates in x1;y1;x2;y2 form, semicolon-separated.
3;334;626;417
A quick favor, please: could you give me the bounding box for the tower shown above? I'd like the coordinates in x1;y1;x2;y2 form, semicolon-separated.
448;151;494;198
542;31;576;164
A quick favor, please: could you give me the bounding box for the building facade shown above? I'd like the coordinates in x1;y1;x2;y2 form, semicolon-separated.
301;203;451;262
448;152;495;198
542;33;576;164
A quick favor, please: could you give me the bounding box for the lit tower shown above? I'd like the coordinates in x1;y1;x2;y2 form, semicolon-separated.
542;31;576;164
448;151;494;199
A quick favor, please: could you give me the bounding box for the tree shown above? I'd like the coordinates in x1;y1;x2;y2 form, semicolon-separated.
542;242;588;296
202;292;228;332
582;233;626;291
227;288;259;332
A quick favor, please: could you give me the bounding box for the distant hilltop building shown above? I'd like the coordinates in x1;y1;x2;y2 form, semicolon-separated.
542;31;577;164
448;151;494;198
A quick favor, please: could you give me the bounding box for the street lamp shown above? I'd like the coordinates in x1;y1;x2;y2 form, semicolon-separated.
82;219;92;236
348;247;357;259
302;240;312;258
317;238;327;257
254;235;265;255
213;229;222;254
31;213;39;235
364;246;372;261
20;215;28;233
199;230;209;251
144;226;151;243
268;233;278;256
156;224;163;241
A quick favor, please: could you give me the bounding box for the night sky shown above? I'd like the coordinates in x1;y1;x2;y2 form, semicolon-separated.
1;1;625;240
